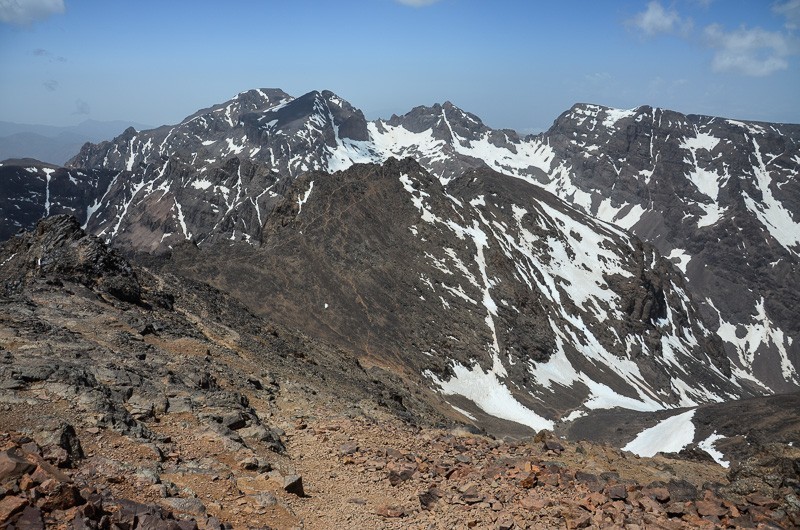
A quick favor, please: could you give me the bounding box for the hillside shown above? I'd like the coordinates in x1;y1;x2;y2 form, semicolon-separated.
0;216;797;529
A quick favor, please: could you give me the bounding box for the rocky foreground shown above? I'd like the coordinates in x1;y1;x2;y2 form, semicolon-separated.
0;216;798;529
2;408;799;529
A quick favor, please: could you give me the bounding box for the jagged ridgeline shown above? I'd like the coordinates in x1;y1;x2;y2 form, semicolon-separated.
1;89;798;428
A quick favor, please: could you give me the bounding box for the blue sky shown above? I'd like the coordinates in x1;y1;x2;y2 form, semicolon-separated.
1;0;798;133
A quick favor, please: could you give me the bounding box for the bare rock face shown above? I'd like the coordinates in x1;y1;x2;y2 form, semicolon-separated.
0;161;115;241
0;166;796;530
0;214;141;303
168;158;745;432
0;89;797;397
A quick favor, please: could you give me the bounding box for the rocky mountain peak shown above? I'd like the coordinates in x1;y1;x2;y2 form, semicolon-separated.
3;88;798;395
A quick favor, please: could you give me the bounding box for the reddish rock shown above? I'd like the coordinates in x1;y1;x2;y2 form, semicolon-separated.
643;486;670;503
695;499;727;517
746;493;779;508
37;479;83;511
519;472;538;489
0;495;28;525
0;448;36;482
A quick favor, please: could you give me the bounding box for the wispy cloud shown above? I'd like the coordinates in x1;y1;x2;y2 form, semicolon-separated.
627;1;692;37
73;99;90;115
704;24;793;76
32;48;67;62
394;0;443;7
0;0;65;26
43;79;58;92
624;2;798;77
774;0;800;30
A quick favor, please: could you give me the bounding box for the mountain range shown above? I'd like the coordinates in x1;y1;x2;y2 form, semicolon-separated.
0;88;798;434
0;119;152;165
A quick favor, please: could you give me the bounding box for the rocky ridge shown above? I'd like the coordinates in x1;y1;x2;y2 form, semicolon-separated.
1;88;796;394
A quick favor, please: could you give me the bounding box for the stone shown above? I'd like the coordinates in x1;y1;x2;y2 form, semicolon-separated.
339;441;359;455
376;504;405;518
695;499;727;517
283;474;305;496
163;497;207;516
607;484;628;500
37;479;83;510
14;505;44;530
0;495;28;525
0;448;36;482
418;487;442;510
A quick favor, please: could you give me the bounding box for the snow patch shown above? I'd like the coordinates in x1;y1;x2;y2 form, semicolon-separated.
191;178;213;190
623;409;696;457
297;181;314;214
698;432;729;468
427;363;553;432
668;248;691;274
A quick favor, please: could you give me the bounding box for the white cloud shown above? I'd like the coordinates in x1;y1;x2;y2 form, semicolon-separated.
628;1;691;36
704;24;793;76
394;0;443;7
773;0;800;29
0;0;64;26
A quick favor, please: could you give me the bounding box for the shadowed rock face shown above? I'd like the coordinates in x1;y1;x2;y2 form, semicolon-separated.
0;215;141;304
1;89;796;394
164;158;746;431
0;162;115;241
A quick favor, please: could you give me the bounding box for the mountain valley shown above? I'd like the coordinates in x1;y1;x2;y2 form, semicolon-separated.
0;88;798;528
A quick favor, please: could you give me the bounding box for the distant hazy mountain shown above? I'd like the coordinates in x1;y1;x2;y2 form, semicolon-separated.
0;119;152;165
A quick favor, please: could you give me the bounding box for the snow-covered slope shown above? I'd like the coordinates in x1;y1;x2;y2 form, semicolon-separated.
166;158;747;432
4;88;796;395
